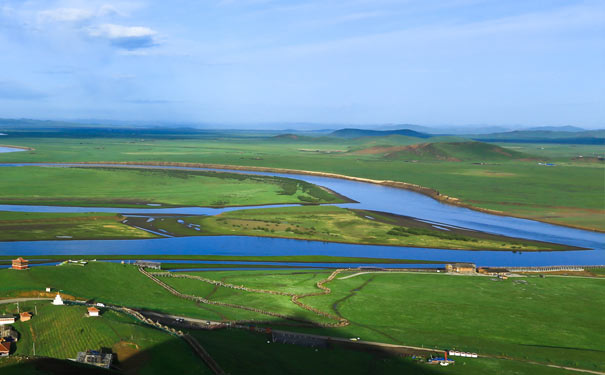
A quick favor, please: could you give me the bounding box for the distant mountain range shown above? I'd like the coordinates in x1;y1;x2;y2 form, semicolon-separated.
1;118;603;144
329;128;432;139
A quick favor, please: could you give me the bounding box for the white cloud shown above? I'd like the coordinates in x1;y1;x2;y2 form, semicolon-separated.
89;23;156;38
88;23;158;49
38;8;94;22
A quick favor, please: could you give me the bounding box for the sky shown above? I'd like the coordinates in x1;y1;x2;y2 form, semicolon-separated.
0;0;603;128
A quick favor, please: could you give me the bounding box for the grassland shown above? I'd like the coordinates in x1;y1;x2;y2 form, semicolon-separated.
0;133;601;230
0;302;209;374
299;271;605;372
193;328;579;375
127;206;570;251
165;268;605;373
0;211;155;241
1;263;603;374
0;262;276;322
0;166;345;208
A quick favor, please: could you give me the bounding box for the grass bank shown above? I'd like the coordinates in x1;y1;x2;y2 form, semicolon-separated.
126;206;572;251
0;211;155;241
0;166;347;208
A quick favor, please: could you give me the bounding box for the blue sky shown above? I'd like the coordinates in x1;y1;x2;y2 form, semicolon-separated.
0;0;603;127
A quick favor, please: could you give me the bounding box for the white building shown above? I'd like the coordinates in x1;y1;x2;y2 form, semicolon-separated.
87;307;100;317
52;293;64;305
0;315;15;325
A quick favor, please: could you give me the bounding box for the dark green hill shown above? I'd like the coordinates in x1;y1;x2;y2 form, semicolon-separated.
472;130;604;144
330;128;431;139
354;141;534;161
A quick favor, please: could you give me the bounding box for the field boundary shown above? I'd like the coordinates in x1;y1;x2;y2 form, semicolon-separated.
143;268;349;327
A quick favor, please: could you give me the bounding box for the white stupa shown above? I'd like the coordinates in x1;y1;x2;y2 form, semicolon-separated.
52;293;64;305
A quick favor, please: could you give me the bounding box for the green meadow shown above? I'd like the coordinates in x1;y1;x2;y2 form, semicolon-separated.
0;134;602;230
130;206;570;251
0;211;154;241
0;302;208;375
0;166;345;208
167;268;605;373
299;271;605;372
0;262;272;322
1;263;603;374
194;328;578;375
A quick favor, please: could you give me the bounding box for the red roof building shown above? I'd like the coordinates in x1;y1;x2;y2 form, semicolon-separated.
87;307;100;317
0;341;10;357
11;257;28;270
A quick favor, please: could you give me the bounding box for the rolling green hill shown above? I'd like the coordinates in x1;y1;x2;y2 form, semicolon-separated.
353;141;533;161
472;129;605;144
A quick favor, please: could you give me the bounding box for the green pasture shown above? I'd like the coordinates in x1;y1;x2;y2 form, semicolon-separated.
0;211;154;241
194;328;577;375
131;206;569;251
1;263;604;374
162;276;331;323
146;267;605;372
298;271;605;372
0;135;601;230
3;303;208;374
0;262;276;322
0;166;344;208
193;269;332;295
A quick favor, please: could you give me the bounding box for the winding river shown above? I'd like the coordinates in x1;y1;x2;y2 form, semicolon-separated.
0;162;603;267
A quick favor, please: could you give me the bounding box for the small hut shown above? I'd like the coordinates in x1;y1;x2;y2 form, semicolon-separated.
87;307;100;317
19;312;32;322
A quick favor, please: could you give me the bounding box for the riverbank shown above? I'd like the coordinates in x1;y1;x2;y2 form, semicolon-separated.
0;144;34;151
0;165;349;208
124;206;575;251
69;161;604;233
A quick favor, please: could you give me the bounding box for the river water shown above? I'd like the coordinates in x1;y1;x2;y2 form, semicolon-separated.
0;163;603;267
0;146;26;153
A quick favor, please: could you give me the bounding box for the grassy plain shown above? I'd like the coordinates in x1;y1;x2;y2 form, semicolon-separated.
299;271;605;372
1;263;603;374
128;206;569;251
0;134;602;230
0;303;208;374
193;328;578;375
0;166;344;208
0;211;155;241
131;266;605;373
0;262;273;322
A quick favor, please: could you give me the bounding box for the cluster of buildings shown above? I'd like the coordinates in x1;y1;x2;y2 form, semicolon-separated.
0;311;33;357
445;263;513;277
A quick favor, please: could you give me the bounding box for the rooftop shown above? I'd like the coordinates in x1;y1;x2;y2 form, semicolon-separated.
0;341;10;352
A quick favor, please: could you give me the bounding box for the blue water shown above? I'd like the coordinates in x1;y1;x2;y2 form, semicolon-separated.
0;163;603;266
0;147;26;153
